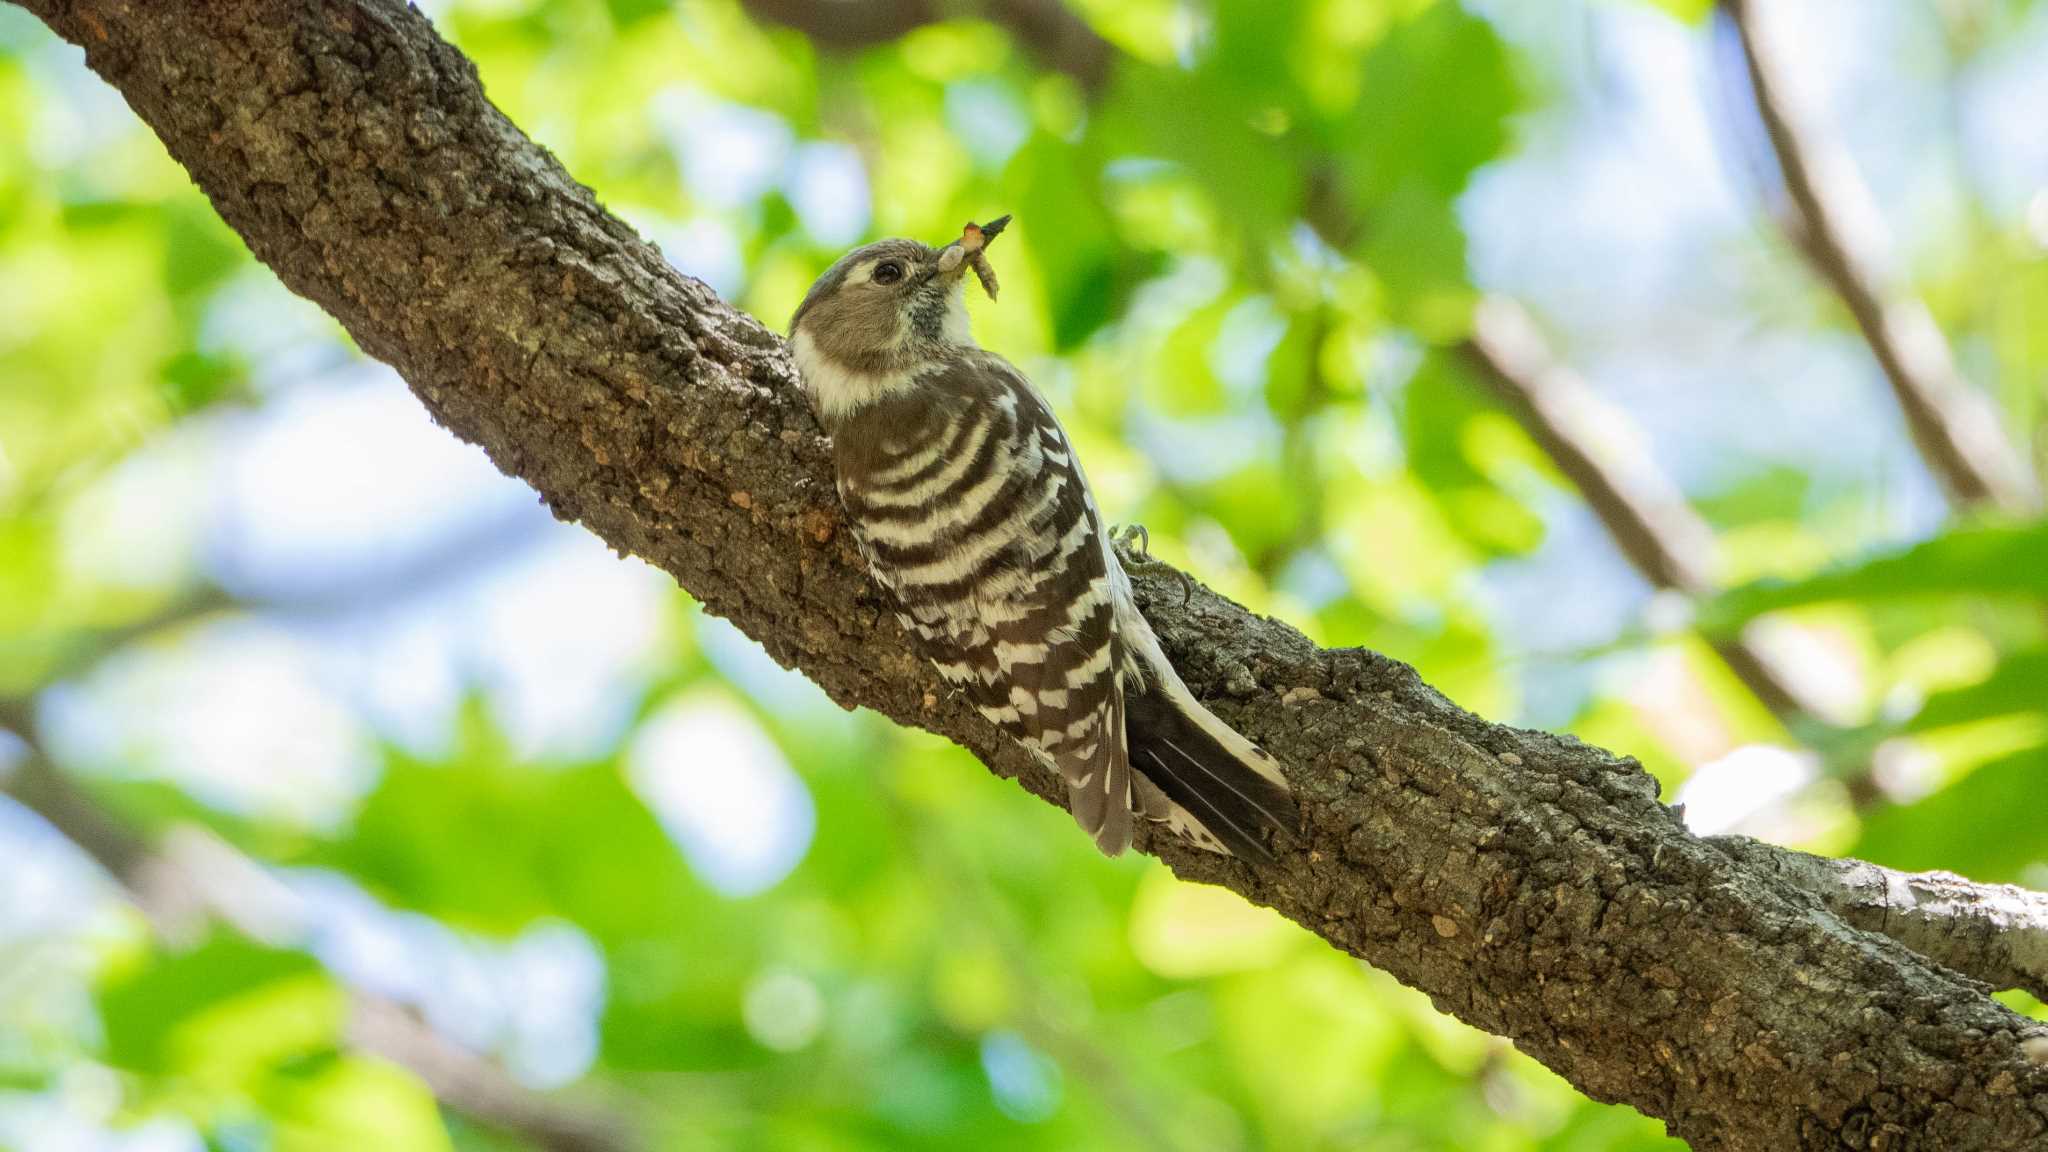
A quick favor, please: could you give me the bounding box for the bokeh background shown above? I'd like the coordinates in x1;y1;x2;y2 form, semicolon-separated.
3;0;2047;1149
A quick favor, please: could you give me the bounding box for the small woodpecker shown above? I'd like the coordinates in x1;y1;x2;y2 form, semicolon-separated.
790;217;1297;860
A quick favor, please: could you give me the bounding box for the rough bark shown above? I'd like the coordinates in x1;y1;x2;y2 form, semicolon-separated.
13;2;2048;1148
1713;838;2048;1007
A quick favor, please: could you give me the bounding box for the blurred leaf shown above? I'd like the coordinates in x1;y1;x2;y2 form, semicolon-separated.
1906;649;2048;732
160;349;247;414
1702;522;2048;633
177;975;348;1093
1853;749;2048;882
266;1055;454;1152
1403;353;1545;558
1008;136;1123;350
162;200;246;307
1102;64;1297;259
97;933;330;1076
1204;0;1314;118
1690;466;1813;531
1218;952;1397;1139
1194;461;1306;563
1150;295;1234;416
305;710;706;944
603;0;670;28
1128;871;1295;978
1637;0;1715;22
1260;308;1322;418
1357;181;1475;335
1343;3;1515;203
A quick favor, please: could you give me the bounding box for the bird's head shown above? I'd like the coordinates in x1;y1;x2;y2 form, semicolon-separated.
789;217;1008;412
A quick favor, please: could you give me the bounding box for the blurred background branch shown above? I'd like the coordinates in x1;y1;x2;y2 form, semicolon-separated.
1721;0;2039;515
1460;297;1831;723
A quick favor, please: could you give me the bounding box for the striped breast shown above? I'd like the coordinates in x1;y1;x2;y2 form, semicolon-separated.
832;351;1134;851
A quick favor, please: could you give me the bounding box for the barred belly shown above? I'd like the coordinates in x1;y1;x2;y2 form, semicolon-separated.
833;353;1123;775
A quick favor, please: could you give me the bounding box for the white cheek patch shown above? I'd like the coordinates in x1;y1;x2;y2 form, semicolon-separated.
941;294;973;345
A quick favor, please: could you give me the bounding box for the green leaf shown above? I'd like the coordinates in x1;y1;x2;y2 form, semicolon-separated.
1356;179;1475;335
1907;649;2048;732
162;199;246;307
1343;2;1516;203
603;0;671;28
1007;135;1123;350
1102;64;1298;258
304;713;708;943
1690;466;1813;531
266;1055;454;1152
97;933;328;1075
1638;0;1716;23
161;349;248;414
1853;749;2048;882
1195;461;1307;564
1150;295;1235;416
1702;521;2048;633
1402;353;1545;559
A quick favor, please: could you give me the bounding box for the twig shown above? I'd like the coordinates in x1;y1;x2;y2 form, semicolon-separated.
1720;0;2038;514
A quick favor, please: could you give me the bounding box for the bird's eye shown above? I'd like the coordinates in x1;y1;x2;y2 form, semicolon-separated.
872;260;906;285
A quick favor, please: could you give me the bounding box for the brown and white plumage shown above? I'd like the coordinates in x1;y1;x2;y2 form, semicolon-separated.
791;224;1296;860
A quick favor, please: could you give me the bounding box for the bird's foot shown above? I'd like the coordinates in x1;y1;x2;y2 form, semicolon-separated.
1110;523;1193;608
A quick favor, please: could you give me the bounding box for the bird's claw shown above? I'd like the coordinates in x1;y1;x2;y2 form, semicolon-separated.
1110;523;1194;609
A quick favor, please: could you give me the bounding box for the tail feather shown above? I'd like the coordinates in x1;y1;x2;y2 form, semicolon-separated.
1063;692;1134;856
1126;677;1298;862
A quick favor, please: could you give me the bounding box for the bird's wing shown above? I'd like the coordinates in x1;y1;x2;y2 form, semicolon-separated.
835;351;1133;854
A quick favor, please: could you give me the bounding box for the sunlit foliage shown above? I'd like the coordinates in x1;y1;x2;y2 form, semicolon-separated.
2;1;2045;1149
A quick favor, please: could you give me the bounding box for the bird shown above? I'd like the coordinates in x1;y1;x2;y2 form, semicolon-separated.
788;216;1298;861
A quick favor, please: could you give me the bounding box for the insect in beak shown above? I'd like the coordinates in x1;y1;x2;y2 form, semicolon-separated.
937;215;1010;300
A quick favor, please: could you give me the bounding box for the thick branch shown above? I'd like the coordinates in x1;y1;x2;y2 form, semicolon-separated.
1712;838;2048;1004
14;2;2048;1147
1;744;637;1152
1459;298;1835;724
1721;0;2038;514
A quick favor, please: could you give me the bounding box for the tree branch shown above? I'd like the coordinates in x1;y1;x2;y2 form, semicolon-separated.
1711;837;2048;1005
13;2;2048;1147
1720;0;2039;514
